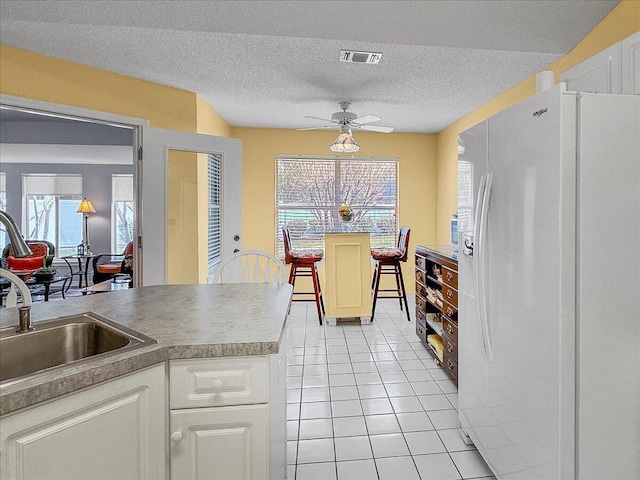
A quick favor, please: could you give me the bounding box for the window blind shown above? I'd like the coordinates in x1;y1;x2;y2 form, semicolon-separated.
111;174;133;202
208;154;222;273
275;156;398;257
23;174;82;195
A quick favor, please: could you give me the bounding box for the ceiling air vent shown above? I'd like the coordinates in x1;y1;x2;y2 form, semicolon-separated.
339;50;382;64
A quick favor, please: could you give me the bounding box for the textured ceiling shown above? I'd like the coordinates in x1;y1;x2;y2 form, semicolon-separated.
0;1;618;133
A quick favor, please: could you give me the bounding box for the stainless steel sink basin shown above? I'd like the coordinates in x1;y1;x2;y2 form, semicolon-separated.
0;313;157;386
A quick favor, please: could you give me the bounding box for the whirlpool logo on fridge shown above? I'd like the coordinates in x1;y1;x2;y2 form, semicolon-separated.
533;107;548;118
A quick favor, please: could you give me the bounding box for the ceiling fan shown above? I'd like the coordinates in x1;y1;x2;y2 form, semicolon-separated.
298;102;394;134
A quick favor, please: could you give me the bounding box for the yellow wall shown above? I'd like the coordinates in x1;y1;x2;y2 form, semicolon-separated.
1;45;232;279
0;45;200;132
434;0;640;243
231;127;437;292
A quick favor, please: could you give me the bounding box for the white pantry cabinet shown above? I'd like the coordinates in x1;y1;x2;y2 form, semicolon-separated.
169;345;287;480
0;364;166;480
562;31;640;94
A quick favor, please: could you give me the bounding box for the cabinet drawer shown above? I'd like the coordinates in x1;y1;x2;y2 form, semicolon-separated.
442;333;458;360
442;284;458;306
415;294;428;313
415;255;426;271
415;308;427;326
443;301;458;321
443;352;458;383
442;267;458;289
442;316;458;343
415;270;426;285
170;357;268;409
415;282;427;299
416;321;427;343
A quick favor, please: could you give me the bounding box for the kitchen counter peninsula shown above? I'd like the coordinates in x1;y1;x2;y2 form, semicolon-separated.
0;282;293;415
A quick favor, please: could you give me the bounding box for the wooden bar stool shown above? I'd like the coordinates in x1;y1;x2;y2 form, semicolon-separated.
283;226;325;324
370;227;411;322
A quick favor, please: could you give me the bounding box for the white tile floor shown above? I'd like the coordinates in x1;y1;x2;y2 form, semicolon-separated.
285;296;495;480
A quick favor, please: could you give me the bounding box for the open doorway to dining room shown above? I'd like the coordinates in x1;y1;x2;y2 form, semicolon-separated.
0;103;137;299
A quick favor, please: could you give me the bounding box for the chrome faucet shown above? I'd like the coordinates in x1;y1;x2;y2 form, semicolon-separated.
0;210;33;332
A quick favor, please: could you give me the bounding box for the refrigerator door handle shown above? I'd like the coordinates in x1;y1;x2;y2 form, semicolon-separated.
474;175;488;356
478;172;494;362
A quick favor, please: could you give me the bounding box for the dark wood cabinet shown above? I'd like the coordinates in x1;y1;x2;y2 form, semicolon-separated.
415;245;459;385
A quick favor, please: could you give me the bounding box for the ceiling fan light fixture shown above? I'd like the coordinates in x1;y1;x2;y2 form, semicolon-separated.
330;128;360;153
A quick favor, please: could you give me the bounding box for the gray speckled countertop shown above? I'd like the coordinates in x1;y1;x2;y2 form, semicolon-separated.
0;282;293;415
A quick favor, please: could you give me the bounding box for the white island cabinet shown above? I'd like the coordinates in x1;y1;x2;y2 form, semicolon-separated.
169;340;287;480
0;283;292;480
0;364;166;480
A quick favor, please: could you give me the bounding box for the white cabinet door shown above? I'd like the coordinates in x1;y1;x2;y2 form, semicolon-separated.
0;364;166;480
170;404;268;480
562;42;621;93
141;127;242;286
621;31;640;94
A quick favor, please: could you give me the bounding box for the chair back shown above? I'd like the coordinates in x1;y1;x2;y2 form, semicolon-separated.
212;250;287;284
4;240;54;258
3;240;55;269
282;227;294;264
397;227;411;262
123;241;134;255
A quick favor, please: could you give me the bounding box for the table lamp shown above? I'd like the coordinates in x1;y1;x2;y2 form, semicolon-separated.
76;197;96;255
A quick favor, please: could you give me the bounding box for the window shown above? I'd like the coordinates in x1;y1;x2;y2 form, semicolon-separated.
275;156;398;257
208;154;222;277
112;175;134;253
23;174;83;258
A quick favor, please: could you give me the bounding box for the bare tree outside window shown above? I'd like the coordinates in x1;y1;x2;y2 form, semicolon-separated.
275;157;398;257
26;195;82;257
115;201;134;252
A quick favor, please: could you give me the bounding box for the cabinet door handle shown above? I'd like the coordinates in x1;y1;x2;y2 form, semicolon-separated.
446;290;453;299
447;342;454;352
170;431;183;443
212;379;224;390
446;272;453;281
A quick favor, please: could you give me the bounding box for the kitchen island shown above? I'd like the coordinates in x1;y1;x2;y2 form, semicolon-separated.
0;282;292;480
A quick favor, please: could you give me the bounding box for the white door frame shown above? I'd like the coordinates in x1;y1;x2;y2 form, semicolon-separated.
141;127;242;286
0;94;147;284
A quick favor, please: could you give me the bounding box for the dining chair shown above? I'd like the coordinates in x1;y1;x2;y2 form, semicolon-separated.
282;226;325;324
212;250;287;283
370;226;411;322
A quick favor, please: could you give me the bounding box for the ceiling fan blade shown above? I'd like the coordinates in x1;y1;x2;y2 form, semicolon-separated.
297;125;335;131
304;115;334;123
358;125;394;133
353;114;381;125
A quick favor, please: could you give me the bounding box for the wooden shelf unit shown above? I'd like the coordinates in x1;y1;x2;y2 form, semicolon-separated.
415;245;459;385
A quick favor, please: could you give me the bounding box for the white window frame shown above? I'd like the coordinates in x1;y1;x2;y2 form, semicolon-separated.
275;155;399;258
111;174;134;253
22;173;83;258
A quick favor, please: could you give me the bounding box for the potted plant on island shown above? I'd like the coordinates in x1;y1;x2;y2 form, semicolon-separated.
33;266;57;281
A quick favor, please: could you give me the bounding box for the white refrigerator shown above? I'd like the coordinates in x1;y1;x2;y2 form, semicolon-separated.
457;83;639;479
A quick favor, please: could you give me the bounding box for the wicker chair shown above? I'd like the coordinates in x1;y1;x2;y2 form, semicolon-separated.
2;240;55;269
92;241;134;284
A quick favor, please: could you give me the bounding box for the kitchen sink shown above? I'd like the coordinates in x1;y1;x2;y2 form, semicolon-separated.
0;313;157;386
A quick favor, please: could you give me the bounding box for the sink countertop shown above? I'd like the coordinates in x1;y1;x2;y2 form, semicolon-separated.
0;282;293;415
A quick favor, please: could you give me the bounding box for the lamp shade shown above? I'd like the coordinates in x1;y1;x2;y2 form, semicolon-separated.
76;198;96;214
329;130;360;153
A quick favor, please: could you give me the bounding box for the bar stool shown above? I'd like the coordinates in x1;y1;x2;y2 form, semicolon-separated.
370;227;411;322
282;227;325;324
